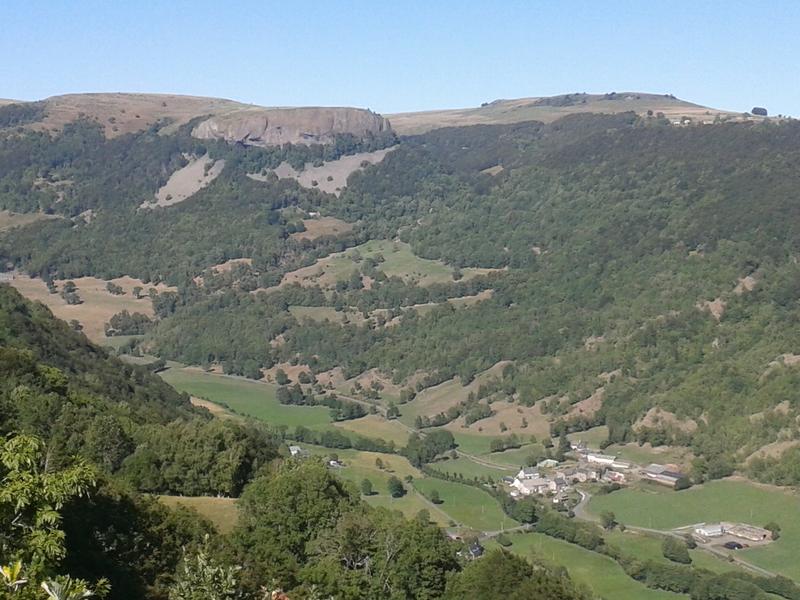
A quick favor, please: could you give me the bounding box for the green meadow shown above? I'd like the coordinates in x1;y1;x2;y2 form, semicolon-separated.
589;479;800;579
504;532;683;600
160;367;332;427
412;478;517;532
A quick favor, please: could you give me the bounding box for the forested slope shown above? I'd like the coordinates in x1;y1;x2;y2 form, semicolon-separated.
3;109;800;483
0;283;593;600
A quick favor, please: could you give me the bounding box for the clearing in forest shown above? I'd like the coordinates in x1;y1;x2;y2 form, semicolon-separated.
142;154;225;208
159;496;239;534
290;216;354;240
0;210;60;231
160;367;332;428
278;239;498;290
248;147;394;195
9;274;170;342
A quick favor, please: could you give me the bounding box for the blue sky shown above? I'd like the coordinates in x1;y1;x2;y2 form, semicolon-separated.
2;1;798;115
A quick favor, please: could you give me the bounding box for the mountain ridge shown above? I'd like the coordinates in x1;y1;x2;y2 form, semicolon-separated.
1;89;754;139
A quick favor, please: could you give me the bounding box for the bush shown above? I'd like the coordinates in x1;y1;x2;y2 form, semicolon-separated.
662;536;691;564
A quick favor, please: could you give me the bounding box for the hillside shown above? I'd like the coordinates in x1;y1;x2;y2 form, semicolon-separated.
0;280;596;600
1;92;393;144
388;91;741;134
1;93;800;492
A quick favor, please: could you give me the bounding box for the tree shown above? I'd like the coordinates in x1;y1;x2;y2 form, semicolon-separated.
132;286;143;299
386;402;400;419
387;476;405;498
233;460;357;590
275;369;290;385
105;282;124;295
662;536;691;564
374;457;384;470
0;434;97;585
445;549;588;599
360;479;373;496
168;542;240;600
764;521;781;540
429;489;442;504
600;510;617;530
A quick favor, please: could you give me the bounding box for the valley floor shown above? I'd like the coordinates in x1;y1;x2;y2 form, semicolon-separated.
157;366;794;599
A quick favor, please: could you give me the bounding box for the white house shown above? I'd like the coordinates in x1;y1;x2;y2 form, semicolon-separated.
515;467;539;480
537;458;559;469
694;523;724;538
513;477;552;496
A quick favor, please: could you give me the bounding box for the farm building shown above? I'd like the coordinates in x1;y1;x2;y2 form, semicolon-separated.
643;464;685;488
516;467;539;480
694;523;724;539
724;523;772;542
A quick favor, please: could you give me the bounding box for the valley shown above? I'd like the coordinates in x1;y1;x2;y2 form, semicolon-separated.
3;87;800;600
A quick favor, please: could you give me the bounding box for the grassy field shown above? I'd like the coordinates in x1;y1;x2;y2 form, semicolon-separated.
10;274;169;342
332;415;411;446
567;425;609;448
288;305;365;325
412;478;517;532
605;443;693;468
485;444;543;467
589;478;800;579
280;239;496;290
603;529;743;575
429;456;513;479
299;445;450;526
450;431;495;455
159;496;239;534
504;532;683;600
0;210;59;231
160;368;332;427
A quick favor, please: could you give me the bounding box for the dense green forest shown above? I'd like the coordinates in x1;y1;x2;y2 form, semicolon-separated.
4;110;800;484
0;284;596;599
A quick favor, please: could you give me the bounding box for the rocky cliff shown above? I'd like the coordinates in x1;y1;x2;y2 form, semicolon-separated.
192;107;392;146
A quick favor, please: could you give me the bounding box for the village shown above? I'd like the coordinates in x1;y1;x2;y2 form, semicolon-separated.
506;439;688;505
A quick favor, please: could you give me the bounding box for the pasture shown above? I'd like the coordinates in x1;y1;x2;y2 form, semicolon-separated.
332;414;411;446
9;274;171;342
159;495;239;534
483;443;544;467
505;532;682;600
280;239;496;290
160;367;332;427
412;478;517;532
300;445;450;525
588;478;800;579
603;530;742;575
429;455;513;479
0;210;59;231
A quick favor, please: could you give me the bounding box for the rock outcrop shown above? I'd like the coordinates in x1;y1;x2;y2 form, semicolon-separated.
193;107;392;147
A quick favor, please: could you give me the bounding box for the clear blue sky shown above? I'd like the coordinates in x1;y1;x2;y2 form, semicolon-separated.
2;0;798;115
